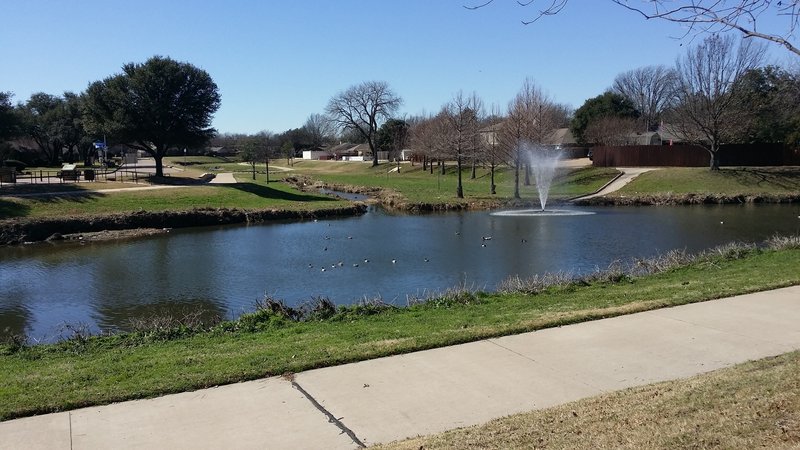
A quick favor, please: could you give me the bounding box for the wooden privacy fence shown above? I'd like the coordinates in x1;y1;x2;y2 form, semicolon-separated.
591;144;800;167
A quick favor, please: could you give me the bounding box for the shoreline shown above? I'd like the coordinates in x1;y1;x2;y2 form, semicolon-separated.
2;186;798;245
0;204;367;245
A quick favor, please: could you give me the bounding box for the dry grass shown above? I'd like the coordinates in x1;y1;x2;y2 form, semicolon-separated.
377;351;800;449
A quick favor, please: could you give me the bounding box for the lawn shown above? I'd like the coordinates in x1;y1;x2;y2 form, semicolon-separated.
0;177;348;220
273;160;618;204
617;167;800;196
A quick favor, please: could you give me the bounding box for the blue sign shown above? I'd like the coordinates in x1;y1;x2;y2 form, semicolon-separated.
93;141;107;149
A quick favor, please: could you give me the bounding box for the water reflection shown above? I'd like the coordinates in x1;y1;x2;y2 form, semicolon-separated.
1;204;798;341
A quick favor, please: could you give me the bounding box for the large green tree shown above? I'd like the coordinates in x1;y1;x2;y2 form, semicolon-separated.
732;66;800;145
570;91;638;145
19;93;69;165
0;92;21;160
376;118;409;160
83;56;221;177
0;92;20;142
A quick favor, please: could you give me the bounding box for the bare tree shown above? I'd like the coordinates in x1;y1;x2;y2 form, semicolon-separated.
303;113;335;148
499;79;563;198
668;34;766;169
325;81;402;167
584;116;639;145
612;65;678;131
408;114;436;171
479;108;505;194
466;0;800;57
441;91;483;198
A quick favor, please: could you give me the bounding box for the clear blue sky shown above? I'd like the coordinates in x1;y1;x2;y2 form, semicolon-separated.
1;1;789;135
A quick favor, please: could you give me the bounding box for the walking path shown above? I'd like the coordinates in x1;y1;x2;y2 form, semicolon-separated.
571;167;658;201
3;285;799;449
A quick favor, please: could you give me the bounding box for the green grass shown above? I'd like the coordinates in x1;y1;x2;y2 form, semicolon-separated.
278;160;618;204
1;247;798;421
618;167;800;196
0;178;348;219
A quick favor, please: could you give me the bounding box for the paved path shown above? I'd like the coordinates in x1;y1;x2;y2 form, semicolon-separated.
572;167;658;201
208;172;237;184
2;286;799;449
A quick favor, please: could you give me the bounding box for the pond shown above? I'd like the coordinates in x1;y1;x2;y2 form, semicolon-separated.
2;204;799;341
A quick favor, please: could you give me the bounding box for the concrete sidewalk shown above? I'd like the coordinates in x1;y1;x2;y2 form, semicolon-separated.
2;286;799;449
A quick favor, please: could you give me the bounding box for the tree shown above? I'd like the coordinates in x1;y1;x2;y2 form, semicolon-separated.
302;113;335;148
83;56;221;177
19;93;67;165
325;81;402;167
440;92;483;199
731;66;800;145
612;65;678;131
667;34;766;169
0;92;21;160
499;80;563;198
584;116;639;145
60;92;95;165
570;92;639;145
238;132;272;181
408;114;440;172
376;118;409;161
479;110;504;195
467;0;800;57
0;92;20;143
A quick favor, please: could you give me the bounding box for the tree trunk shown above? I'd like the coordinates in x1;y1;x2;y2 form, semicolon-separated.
470;158;476;179
490;164;496;195
708;148;720;170
265;157;270;183
440;160;446;175
154;154;164;177
524;163;531;186
456;155;463;198
513;160;520;199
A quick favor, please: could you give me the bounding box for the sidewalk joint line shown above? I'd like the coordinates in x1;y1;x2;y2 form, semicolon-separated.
290;380;366;448
69;411;73;450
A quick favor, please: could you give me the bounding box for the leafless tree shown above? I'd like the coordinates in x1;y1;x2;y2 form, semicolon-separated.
465;0;800;57
325;81;402;167
584;116;639;145
612;65;678;131
441;91;483;198
668;34;766;169
479;108;505;194
303;113;335;148
499;79;563;198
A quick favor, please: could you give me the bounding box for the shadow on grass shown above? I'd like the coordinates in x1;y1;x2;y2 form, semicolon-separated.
226;182;338;202
724;167;800;191
0;199;31;219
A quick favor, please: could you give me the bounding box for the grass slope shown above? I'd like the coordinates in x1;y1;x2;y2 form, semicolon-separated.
617;167;800;196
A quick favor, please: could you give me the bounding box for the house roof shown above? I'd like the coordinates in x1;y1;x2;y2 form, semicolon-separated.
547;128;576;146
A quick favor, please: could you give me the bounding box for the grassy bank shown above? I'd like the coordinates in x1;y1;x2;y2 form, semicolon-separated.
616;167;800;197
1;243;798;421
279;160;618;205
0;177;349;220
378;350;800;449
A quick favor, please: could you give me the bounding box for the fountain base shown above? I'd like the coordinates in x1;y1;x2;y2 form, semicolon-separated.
491;209;595;217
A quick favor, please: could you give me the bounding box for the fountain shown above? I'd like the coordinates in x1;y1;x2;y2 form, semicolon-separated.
527;143;561;210
491;142;594;217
